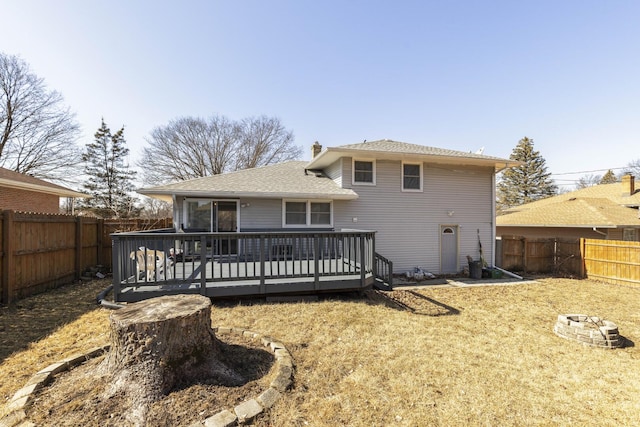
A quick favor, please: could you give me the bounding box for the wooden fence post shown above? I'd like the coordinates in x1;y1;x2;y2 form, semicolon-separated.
1;210;15;304
522;237;528;275
75;216;83;281
579;238;586;279
97;219;104;268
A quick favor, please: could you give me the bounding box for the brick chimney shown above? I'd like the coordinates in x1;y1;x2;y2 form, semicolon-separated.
311;141;322;158
622;173;635;196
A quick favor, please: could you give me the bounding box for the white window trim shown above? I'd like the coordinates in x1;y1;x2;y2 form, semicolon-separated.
401;161;423;192
352;158;376;186
282;199;333;228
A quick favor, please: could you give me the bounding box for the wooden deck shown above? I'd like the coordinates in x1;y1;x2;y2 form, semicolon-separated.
112;230;378;302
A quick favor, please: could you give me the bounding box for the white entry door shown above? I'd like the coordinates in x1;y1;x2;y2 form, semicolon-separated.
440;225;459;274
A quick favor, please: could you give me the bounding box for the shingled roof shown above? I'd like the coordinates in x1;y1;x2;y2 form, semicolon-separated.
0;167;88;198
306;139;519;171
138;161;358;202
497;177;640;228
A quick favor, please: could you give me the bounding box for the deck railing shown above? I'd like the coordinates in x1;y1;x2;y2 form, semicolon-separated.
111;229;376;301
374;252;394;289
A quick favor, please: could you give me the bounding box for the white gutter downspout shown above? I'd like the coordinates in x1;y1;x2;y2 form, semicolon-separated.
491;172;497;267
592;227;607;237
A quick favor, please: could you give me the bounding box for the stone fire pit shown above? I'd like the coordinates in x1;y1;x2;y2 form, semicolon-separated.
553;314;622;349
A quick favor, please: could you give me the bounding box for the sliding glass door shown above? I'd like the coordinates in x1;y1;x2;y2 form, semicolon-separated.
185;200;238;255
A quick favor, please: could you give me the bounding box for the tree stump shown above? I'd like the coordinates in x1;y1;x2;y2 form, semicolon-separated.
100;294;242;425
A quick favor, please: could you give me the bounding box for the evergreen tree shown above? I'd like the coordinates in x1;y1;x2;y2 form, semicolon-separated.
599;169;618;184
497;137;557;210
82;119;139;218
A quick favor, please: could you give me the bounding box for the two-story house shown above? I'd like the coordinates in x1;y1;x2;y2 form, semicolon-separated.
139;140;517;275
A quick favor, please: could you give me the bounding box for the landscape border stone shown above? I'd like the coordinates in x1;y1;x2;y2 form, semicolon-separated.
1;327;294;427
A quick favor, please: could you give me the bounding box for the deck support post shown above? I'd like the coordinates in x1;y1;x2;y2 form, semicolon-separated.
199;235;207;295
360;235;366;286
313;237;320;290
112;235;122;301
259;235;266;293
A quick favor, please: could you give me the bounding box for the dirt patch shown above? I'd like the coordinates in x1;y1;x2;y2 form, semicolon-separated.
27;333;274;426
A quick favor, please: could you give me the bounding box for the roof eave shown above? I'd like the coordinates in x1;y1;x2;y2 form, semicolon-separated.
307;147;521;172
138;189;359;201
497;224;620;228
0;178;89;198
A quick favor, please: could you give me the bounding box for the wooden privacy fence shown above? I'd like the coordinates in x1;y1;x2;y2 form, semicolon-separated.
0;210;171;304
499;236;640;287
498;236;583;276
582;238;640;288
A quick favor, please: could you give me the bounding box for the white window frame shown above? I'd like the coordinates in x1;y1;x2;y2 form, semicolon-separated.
282;199;333;228
402;161;423;192
352;158;376;186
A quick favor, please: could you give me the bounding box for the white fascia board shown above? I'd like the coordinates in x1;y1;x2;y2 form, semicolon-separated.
138;189;359;201
307;147;522;172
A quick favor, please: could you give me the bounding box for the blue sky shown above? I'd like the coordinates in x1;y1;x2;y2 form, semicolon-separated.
2;1;639;189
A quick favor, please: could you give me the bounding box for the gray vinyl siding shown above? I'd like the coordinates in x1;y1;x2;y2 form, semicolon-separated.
238;198;282;230
333;158;495;273
324;158;342;187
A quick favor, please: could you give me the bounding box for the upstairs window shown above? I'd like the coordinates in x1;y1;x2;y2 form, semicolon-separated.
353;159;376;185
402;162;423;191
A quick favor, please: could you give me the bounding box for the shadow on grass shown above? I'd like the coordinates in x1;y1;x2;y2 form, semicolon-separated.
0;279;110;362
621;336;635;348
211;289;462;317
403;291;461;316
374;290;461;316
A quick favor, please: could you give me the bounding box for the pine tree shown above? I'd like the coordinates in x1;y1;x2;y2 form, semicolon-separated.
82;119;139;218
497;137;557;210
599;169;618;184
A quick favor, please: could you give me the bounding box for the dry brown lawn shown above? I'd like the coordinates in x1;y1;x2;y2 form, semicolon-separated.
1;277;639;426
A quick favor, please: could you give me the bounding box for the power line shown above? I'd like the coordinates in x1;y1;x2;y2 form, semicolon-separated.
551;166;629;176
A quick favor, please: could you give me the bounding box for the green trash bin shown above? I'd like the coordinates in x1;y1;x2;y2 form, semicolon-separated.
468;260;482;279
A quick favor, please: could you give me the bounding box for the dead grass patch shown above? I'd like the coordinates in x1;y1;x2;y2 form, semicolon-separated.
1;278;639;426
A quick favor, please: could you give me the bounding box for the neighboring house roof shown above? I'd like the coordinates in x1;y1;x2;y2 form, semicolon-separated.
306;139;519;172
0;167;88;198
498;197;640;228
138;161;359;202
497;179;640;229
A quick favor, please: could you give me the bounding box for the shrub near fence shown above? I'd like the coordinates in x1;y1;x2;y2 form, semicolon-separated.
0;210;171;304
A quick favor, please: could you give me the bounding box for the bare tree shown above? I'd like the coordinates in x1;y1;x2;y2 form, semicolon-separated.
0;52;81;182
139;197;172;219
235;115;299;170
138;115;301;185
624;159;640;178
139;116;239;184
575;174;601;189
